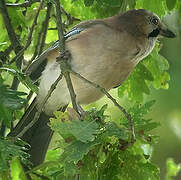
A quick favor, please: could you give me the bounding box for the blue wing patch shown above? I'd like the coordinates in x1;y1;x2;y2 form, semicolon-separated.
26;27;85;79
49;27;85;50
64;27;84;39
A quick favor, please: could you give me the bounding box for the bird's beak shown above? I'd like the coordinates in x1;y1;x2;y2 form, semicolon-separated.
159;23;176;38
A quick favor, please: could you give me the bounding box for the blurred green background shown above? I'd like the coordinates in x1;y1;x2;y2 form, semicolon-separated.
152;11;181;179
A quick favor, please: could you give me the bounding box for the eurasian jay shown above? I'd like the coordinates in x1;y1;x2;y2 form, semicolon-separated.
10;9;175;167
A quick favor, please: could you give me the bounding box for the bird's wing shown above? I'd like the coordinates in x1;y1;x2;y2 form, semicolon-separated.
26;20;110;81
25;26;85;81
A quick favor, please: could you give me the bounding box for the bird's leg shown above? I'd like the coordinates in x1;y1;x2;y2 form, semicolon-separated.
57;49;71;62
77;103;87;118
57;49;80;115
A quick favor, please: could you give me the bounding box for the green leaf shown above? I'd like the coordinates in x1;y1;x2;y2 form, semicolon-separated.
136;121;160;132
166;0;177;10
46;149;61;162
100;145;160;180
10;157;27;180
128;0;136;8
0;105;12;127
136;0;165;17
60;140;100;163
119;100;159;141
50;112;99;143
0;139;29;173
138;63;154;81
105;122;128;140
8;8;26;29
64;161;77;177
0;67;38;93
130;100;156;120
101;0;121;7
118;44;170;102
17;73;38;94
0;153;8;172
166;158;181;180
60;140;100;176
118;66;151;102
0;82;26;110
84;0;94;6
144;46;170;89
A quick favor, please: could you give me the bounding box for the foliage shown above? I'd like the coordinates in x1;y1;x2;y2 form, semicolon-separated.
118;45;170;102
0;0;180;179
165;158;181;180
0;77;26;127
0;139;29;173
35;103;159;179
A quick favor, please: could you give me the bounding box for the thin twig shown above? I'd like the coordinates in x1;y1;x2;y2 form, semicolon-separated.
0;123;6;137
38;2;52;55
28;30;42;67
48;27;57;30
24;91;34;111
6;0;40;8
69;69;136;144
15;73;63;139
62;64;79;114
24;2;52;70
10;77;20;90
0;0;23;55
75;174;80;180
55;1;65;52
59;5;80;25
55;0;79;115
0;45;13;65
9;0;44;64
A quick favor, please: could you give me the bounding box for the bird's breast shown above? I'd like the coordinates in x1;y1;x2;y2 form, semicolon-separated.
37;51;135;114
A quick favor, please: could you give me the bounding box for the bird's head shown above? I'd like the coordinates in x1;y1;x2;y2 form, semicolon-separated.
120;9;176;39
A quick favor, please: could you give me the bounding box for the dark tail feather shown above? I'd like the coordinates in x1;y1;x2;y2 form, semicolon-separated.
9;98;53;167
22;111;53;166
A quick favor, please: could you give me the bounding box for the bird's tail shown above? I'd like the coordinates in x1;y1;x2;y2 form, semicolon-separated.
9;98;53;167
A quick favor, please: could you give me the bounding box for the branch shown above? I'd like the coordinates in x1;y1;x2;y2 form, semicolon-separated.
9;0;44;64
38;2;52;55
0;45;13;65
0;0;23;91
25;2;52;70
28;30;42;67
24;91;34;111
0;123;6;137
59;4;80;25
0;0;23;56
55;0;79;115
69;69;136;144
6;0;40;8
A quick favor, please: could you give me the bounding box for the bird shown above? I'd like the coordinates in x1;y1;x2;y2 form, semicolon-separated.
9;9;175;167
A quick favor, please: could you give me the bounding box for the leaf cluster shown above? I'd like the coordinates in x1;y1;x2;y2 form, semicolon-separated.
30;102;160;179
118;45;170;102
0;138;29;173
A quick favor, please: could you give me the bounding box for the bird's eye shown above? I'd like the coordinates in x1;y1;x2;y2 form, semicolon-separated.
151;17;159;25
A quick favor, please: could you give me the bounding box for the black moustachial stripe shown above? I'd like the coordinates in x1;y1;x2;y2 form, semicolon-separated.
148;28;160;38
